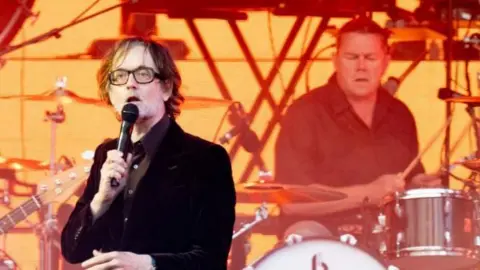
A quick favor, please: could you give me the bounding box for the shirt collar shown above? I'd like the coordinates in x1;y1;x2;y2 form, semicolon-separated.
137;114;171;157
327;75;395;126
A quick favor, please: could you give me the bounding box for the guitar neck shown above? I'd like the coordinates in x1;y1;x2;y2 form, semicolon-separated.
0;158;93;234
0;194;43;234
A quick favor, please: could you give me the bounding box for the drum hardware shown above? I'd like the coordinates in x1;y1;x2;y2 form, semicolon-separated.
230;234;250;270
372;213;389;255
36;77;70;270
284;233;304;246
381;188;480;270
230;204;269;270
233;203;269;241
0;75;111;270
0;91;235;110
339;233;358;246
0;89;234;110
235;182;346;204
0;157;92;270
0;76;74;270
360;196;375;249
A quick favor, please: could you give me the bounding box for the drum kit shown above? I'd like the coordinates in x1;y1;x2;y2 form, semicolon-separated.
232;95;480;270
234;186;480;270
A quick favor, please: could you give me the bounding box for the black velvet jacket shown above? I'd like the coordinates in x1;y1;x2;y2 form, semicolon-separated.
61;121;236;270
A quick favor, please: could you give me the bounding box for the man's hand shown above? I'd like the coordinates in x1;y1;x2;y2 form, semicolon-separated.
81;250;153;270
410;173;442;188
367;174;405;205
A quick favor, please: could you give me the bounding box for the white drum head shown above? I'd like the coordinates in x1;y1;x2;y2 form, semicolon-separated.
247;238;388;270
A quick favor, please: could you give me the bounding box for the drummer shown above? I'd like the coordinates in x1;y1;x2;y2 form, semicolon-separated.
274;17;441;241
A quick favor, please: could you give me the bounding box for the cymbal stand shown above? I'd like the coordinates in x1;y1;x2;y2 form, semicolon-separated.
232;203;269;241
230;203;268;270
37;76;67;270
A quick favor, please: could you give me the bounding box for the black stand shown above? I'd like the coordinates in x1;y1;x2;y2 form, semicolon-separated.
230;204;268;270
442;0;454;187
0;0;131;57
229;234;249;270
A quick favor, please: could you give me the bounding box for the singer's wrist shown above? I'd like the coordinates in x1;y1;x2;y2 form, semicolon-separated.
90;194;112;222
92;193;114;205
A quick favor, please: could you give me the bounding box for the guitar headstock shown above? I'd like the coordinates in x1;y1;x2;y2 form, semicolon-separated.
36;153;93;205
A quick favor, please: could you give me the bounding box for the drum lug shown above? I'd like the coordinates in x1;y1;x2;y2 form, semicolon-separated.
444;231;452;245
377;213;386;227
475;235;480;247
284;234;303;246
379;240;387;254
396;232;404;246
340;234;358;246
394;202;403;218
444;199;452;214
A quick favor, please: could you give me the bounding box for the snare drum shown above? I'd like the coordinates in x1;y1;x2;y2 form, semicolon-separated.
382;188;480;270
245;237;389;269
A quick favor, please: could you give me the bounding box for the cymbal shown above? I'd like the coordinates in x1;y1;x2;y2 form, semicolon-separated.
182;96;233;110
0;91;232;109
445;96;480;105
457;158;480;172
236;182;347;204
0;89;107;106
0;157;50;171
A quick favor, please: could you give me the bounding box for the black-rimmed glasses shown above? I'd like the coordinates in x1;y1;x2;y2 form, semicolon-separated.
108;67;163;86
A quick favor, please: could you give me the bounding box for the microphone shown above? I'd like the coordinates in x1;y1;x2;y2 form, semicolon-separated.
437;88;467;100
218;103;250;145
110;103;139;187
382;76;401;96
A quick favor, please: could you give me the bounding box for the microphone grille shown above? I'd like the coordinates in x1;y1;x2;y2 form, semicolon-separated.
437;88;453;100
121;103;139;123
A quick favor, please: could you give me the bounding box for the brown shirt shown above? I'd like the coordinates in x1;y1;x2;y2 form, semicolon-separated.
275;79;424;188
274;79;424;236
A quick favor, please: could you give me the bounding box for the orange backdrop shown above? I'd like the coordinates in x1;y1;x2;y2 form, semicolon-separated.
0;0;479;268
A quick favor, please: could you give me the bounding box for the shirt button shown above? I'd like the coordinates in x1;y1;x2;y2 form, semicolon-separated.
128;189;133;195
133;164;139;169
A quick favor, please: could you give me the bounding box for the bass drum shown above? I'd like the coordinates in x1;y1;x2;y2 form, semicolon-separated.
245;237;392;270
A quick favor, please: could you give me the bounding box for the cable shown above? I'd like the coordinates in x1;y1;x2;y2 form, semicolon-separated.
451;78;467;91
266;11;287;92
305;43;335;91
69;0;102;24
301;17;313;58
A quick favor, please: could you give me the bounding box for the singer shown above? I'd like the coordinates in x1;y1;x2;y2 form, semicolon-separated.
273;17;441;241
61;37;236;270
